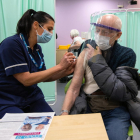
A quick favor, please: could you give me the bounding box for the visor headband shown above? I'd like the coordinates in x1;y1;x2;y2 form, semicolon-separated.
91;23;121;32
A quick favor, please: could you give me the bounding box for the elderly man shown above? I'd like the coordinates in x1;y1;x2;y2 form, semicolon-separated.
61;14;139;140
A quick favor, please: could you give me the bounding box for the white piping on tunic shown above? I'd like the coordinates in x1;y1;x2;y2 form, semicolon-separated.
5;63;27;70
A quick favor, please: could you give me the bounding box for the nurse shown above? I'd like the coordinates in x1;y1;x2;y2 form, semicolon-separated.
0;9;76;118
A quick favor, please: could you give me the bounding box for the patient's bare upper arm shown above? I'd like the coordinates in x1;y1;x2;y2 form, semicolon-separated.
68;50;86;94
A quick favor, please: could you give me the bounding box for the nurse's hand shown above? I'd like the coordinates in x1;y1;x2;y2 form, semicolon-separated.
65;60;77;75
59;52;76;69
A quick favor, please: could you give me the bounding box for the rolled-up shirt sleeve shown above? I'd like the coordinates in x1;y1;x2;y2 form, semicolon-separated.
1;40;29;76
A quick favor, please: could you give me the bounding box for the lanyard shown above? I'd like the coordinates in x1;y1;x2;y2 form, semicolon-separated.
20;33;44;70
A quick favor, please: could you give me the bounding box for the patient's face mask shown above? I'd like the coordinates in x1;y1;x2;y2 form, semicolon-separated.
36;25;52;43
94;33;117;50
94;33;111;50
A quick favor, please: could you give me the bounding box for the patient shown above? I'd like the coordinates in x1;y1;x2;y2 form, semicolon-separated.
61;14;139;140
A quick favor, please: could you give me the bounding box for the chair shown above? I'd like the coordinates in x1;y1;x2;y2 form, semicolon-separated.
128;125;133;140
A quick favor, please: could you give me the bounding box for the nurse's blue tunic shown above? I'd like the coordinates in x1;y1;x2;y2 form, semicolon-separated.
0;34;46;111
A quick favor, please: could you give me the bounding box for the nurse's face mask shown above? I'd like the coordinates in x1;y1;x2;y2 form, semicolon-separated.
36;24;53;43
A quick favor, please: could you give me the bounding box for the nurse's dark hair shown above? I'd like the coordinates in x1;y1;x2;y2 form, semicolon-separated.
16;9;54;37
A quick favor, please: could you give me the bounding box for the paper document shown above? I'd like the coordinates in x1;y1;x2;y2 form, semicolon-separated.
0;112;55;140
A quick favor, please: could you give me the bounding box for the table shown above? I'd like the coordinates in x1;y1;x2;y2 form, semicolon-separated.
45;113;108;140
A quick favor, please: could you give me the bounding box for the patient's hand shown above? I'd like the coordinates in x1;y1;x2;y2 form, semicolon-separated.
85;44;94;60
86;44;102;59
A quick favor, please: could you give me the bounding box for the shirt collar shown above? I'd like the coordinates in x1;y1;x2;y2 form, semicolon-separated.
23;34;39;52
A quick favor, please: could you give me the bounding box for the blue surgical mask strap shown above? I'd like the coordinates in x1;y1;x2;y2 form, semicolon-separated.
36;24;44;35
39;24;44;30
20;33;44;70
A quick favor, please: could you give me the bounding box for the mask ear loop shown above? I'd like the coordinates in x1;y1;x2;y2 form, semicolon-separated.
35;23;43;36
36;24;46;37
36;30;39;35
39;24;45;30
118;37;122;43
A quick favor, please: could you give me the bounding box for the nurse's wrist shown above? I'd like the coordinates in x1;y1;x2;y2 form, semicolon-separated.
56;64;64;71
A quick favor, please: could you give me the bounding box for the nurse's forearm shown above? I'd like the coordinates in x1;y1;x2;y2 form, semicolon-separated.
13;64;64;86
45;62;76;82
45;69;68;82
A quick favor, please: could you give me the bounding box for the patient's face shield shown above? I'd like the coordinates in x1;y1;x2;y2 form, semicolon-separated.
90;14;122;47
91;14;122;37
93;23;120;36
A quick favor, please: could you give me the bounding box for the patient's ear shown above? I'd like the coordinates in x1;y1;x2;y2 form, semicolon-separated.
115;32;122;40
